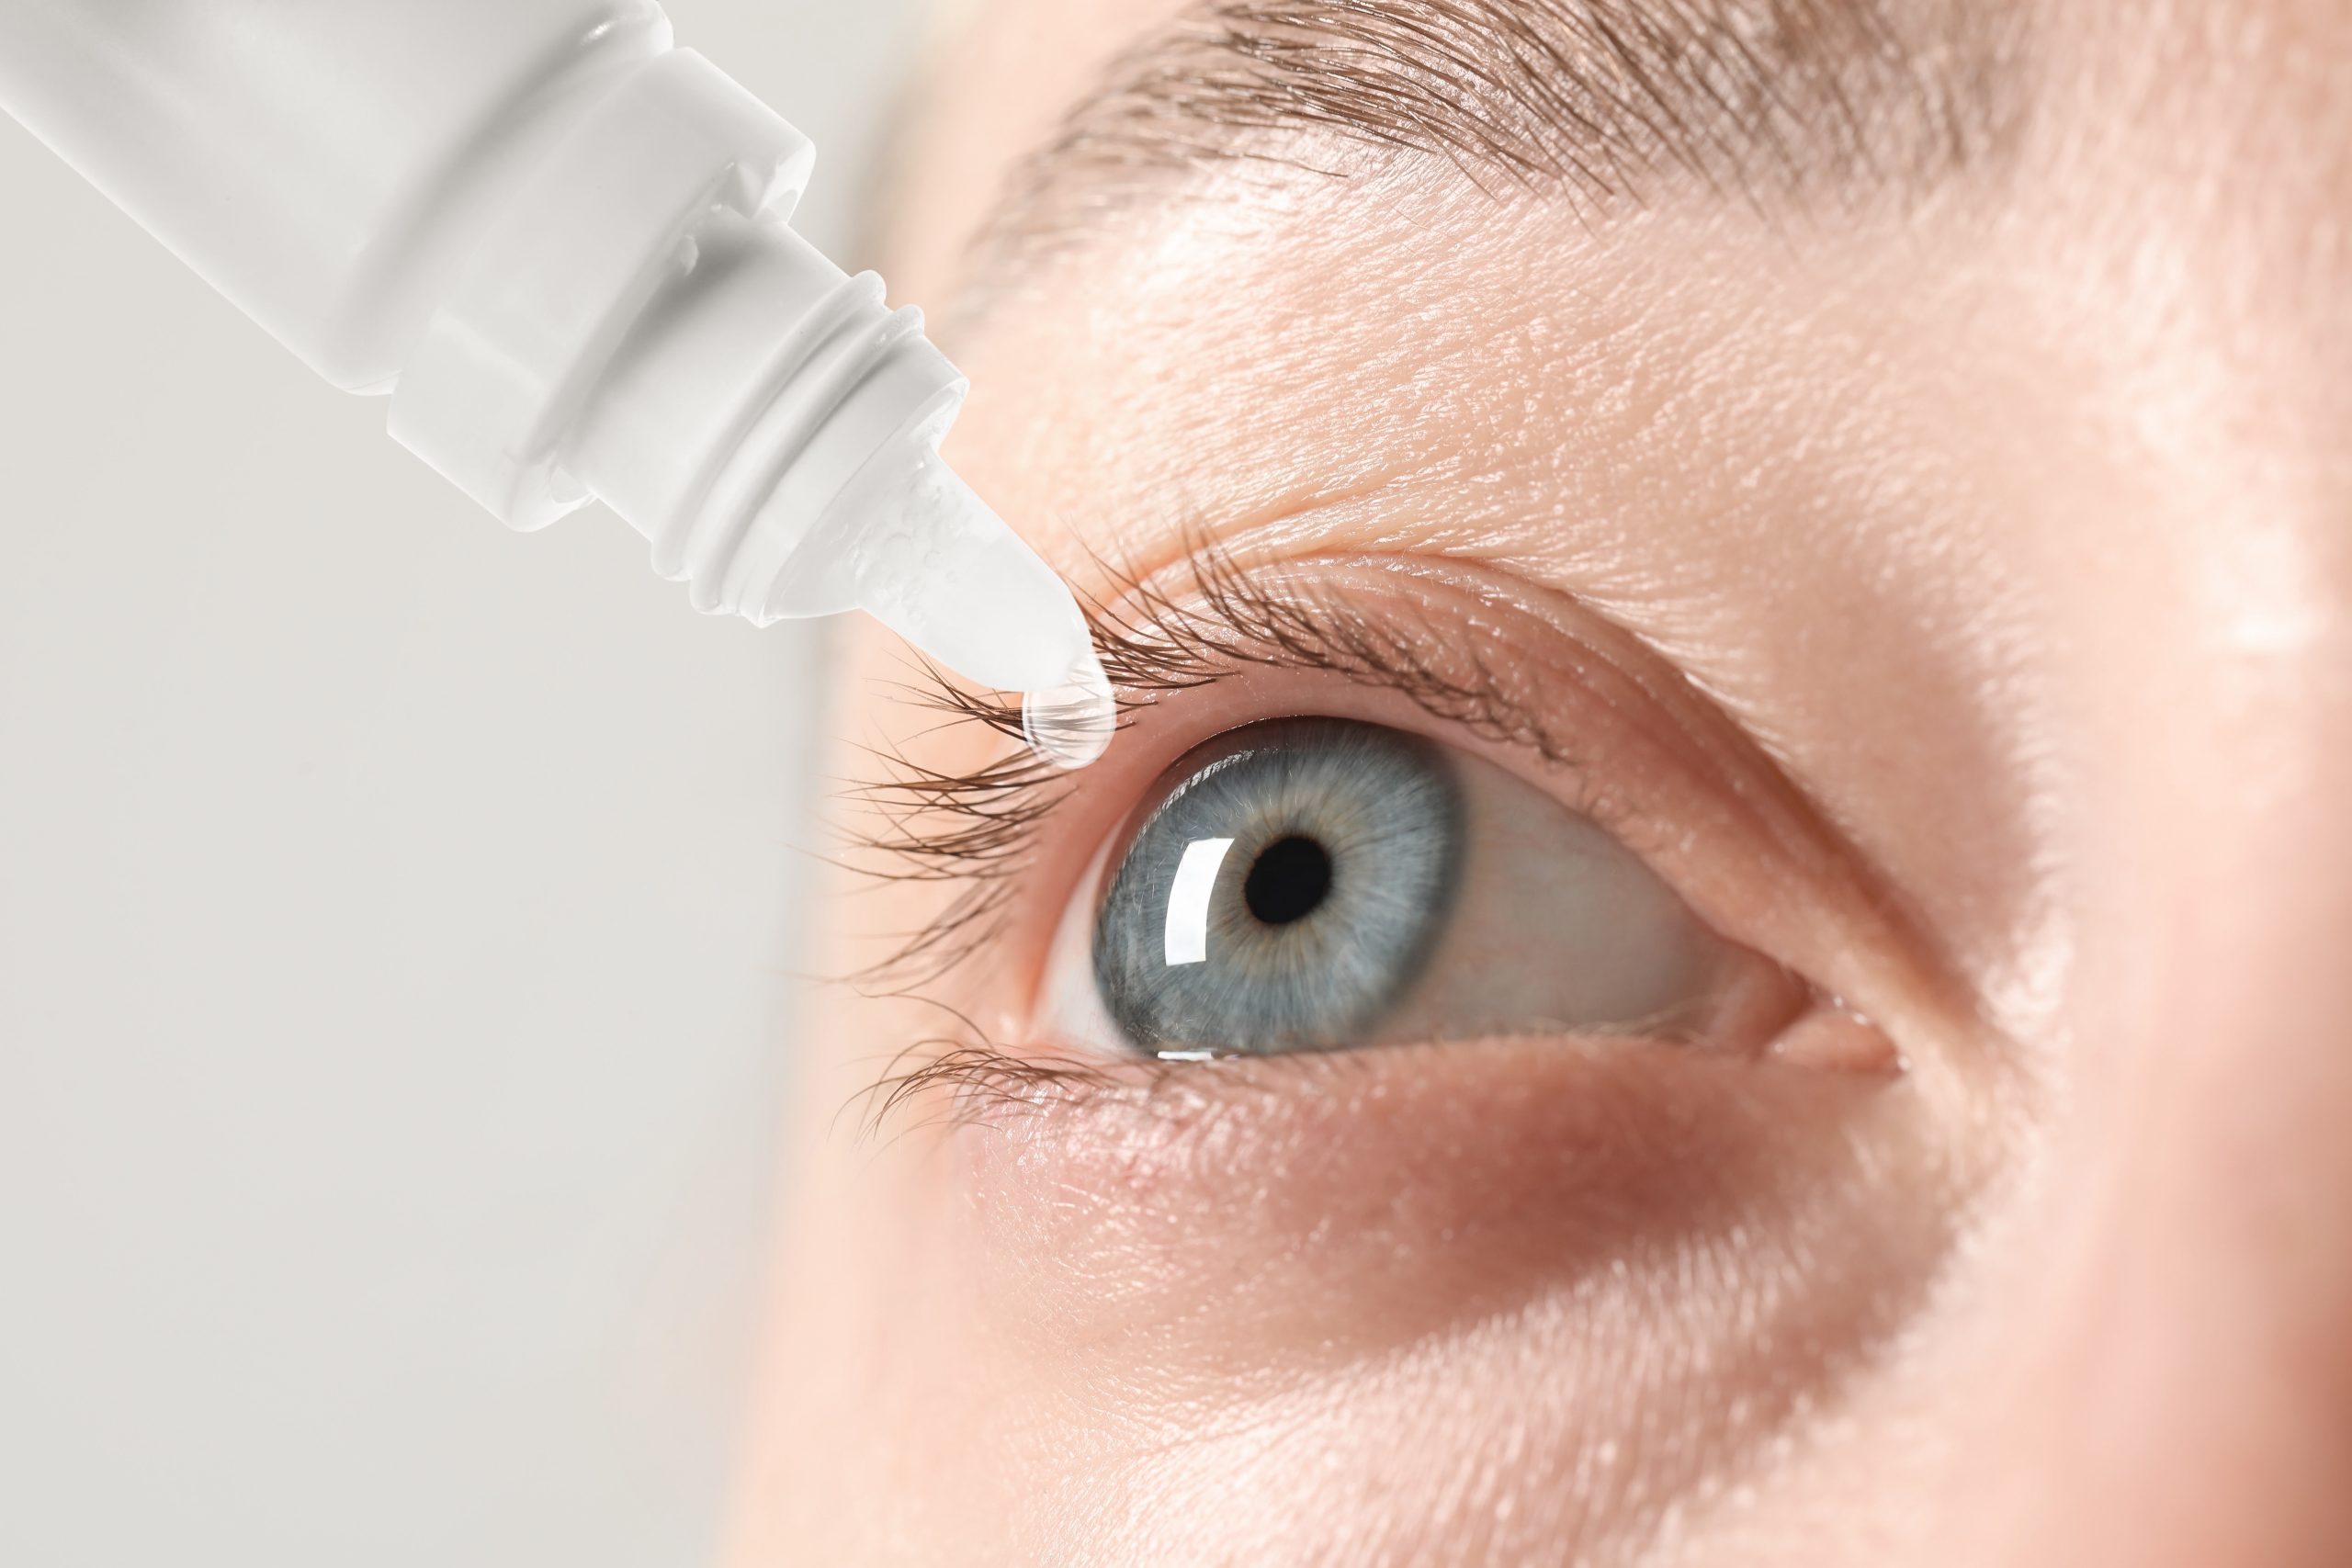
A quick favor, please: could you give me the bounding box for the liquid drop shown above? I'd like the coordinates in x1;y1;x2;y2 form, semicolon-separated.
1021;649;1117;770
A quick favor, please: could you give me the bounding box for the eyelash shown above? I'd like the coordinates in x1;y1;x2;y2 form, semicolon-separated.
843;536;1580;995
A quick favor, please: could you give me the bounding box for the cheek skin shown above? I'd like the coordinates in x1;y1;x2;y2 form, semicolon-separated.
921;1042;1972;1564
956;1045;1958;1384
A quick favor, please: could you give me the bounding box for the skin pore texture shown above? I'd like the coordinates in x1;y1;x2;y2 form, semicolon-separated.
730;3;2352;1564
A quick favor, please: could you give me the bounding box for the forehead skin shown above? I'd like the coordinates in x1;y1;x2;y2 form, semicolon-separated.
882;0;1194;307
730;3;2352;1565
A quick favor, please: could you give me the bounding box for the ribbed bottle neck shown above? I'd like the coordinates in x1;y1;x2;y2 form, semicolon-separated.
564;208;967;626
387;47;816;531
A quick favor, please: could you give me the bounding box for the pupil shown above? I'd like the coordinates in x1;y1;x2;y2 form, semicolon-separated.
1243;836;1333;926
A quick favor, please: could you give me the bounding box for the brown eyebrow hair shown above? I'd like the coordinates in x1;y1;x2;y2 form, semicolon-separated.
976;0;2018;264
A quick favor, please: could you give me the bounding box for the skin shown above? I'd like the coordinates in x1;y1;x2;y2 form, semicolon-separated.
729;3;2352;1563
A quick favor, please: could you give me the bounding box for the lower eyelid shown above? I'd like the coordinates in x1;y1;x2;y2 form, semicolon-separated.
886;979;1887;1150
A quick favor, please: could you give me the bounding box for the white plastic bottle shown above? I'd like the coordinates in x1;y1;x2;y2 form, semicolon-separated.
0;0;1113;765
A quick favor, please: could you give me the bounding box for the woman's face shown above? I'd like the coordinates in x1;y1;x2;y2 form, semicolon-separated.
733;3;2352;1562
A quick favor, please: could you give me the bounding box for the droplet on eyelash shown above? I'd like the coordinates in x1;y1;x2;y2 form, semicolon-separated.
1022;648;1117;770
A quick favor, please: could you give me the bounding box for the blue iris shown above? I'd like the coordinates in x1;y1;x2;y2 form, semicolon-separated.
1092;719;1465;1055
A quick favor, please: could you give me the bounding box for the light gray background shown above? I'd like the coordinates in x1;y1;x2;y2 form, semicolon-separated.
0;3;927;1562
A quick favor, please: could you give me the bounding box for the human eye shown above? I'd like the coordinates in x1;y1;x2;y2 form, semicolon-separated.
851;546;1925;1110
1040;714;1803;1062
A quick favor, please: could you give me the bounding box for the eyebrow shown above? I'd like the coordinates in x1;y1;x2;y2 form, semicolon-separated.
978;0;2014;260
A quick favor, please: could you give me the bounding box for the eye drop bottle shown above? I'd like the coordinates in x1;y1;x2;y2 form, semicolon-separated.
0;0;1113;766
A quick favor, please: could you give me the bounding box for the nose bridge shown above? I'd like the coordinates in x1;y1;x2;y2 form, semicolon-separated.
2017;525;2352;1564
